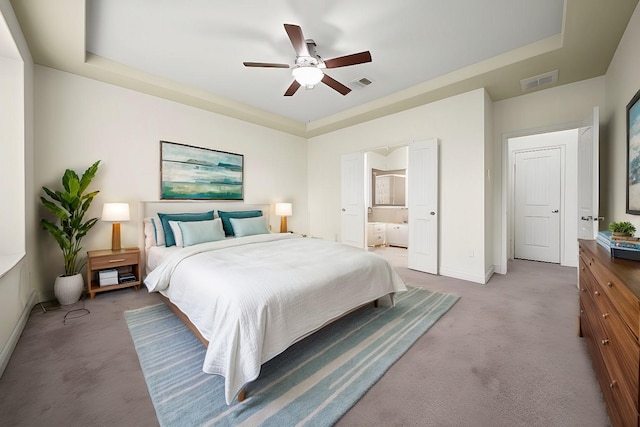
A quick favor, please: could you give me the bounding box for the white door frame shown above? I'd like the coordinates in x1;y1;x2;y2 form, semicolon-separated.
499;121;583;274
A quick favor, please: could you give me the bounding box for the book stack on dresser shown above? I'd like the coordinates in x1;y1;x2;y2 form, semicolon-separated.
578;239;640;426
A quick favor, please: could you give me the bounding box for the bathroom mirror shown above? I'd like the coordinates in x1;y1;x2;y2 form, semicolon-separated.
372;168;406;206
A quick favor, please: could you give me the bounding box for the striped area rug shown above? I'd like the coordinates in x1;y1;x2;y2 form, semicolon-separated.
125;287;459;426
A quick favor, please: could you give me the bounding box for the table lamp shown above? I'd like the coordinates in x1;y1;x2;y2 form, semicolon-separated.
275;202;292;233
101;203;130;251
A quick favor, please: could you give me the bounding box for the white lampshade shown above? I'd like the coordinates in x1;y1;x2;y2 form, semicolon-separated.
275;202;292;217
101;203;130;222
292;66;323;86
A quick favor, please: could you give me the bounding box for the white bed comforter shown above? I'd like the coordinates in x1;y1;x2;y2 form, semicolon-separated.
144;233;407;404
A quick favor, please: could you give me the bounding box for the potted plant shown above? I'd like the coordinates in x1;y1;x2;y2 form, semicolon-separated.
608;221;637;238
40;161;100;305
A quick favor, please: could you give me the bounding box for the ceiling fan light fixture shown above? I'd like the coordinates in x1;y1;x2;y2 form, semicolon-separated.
292;66;323;87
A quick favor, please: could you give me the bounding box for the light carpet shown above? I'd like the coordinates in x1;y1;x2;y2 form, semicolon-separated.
124;286;459;427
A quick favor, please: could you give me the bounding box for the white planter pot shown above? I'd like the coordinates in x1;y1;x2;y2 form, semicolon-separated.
54;273;84;305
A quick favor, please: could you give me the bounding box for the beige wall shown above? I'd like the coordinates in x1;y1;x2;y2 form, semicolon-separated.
604;4;640;229
33;66;308;301
308;89;492;284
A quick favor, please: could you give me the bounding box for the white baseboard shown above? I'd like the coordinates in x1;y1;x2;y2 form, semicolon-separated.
485;265;496;283
0;290;37;378
439;267;487;284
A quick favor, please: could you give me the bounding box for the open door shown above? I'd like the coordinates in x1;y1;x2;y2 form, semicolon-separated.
408;139;439;273
341;152;366;248
577;107;600;240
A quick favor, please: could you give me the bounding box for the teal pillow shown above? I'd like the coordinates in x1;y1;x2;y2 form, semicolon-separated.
157;210;214;247
229;216;269;237
218;210;262;236
178;219;226;246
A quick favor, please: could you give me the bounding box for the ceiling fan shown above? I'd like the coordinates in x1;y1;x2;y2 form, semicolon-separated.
243;24;372;97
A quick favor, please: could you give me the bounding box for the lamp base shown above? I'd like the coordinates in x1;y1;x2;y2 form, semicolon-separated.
280;216;288;233
111;223;122;251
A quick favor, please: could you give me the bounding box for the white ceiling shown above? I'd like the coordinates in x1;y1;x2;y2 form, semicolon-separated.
85;0;563;124
9;0;640;136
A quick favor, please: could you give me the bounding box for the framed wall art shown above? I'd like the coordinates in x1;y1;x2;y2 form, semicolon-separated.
160;141;244;200
627;89;640;214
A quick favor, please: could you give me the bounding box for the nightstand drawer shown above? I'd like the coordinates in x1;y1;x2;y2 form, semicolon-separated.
90;251;138;270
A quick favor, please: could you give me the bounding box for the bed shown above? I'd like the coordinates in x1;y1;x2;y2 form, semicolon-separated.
139;202;407;405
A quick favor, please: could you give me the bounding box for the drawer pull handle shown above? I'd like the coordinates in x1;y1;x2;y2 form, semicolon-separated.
610;380;617;389
602;313;609;319
601;339;610;345
594;291;600;296
606;282;612;288
108;259;126;263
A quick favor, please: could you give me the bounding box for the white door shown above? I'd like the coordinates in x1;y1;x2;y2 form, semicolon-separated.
578;107;600;240
408;138;439;273
341;152;365;248
514;148;561;263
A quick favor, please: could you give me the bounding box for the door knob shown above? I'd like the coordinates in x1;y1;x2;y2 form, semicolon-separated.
552;210;559;213
430;212;436;215
341;208;345;212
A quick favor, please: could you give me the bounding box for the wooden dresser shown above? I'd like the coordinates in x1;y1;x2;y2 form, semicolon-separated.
579;240;640;426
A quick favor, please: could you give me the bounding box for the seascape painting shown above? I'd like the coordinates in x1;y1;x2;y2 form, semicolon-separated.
628;90;640;214
160;141;243;200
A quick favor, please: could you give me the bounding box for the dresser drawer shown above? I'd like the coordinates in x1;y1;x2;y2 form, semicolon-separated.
90;251;139;270
579;258;598;297
581;305;638;427
585;255;639;337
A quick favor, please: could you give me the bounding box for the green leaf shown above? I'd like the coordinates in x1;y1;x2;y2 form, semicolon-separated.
79;161;100;194
62;169;80;194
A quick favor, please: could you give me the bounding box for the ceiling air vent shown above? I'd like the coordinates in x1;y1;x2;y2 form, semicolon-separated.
520;70;558;92
350;77;373;89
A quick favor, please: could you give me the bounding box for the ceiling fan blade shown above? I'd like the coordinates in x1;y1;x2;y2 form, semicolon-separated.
284;24;310;57
284;80;301;96
321;74;351;95
243;62;290;68
324;51;372;69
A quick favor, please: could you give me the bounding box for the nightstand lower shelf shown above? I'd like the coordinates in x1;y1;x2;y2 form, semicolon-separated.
88;281;141;299
87;248;141;299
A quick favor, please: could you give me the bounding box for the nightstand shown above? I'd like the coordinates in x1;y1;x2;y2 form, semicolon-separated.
86;247;141;299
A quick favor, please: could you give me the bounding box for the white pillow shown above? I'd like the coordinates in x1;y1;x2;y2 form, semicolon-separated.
150;217;166;246
168;221;184;247
229;216;270;237
143;218;156;248
178;218;226;247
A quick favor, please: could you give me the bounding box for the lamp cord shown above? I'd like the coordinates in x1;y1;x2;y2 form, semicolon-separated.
63;294;91;324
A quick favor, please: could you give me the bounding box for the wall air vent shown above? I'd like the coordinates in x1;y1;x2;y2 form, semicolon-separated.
520;70;558;92
350;77;373;89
